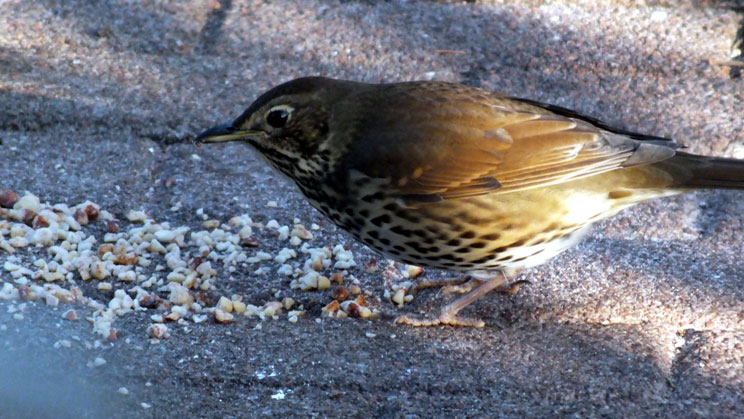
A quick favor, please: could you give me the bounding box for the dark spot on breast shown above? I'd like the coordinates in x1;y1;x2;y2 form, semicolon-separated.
371;214;391;227
472;255;493;264
412;229;428;238
510;239;527;247
561;224;581;232
460;231;476;239
431;215;454;224
480;233;501;241
548;233;566;242
393;245;406;252
528;248;544;257
367;230;379;240
608;190;633;199
383;203;398;212
395;210;420;223
541;223;561;233
361;192;385;203
380;238;391;246
405;241;427;254
390;225;412;236
455;248;471;254
469;242;487;249
446;238;461;247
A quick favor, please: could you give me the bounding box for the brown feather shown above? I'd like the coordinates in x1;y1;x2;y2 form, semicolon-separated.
339;81;671;201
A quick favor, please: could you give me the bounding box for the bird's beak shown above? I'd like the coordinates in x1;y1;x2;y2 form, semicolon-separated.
194;123;263;145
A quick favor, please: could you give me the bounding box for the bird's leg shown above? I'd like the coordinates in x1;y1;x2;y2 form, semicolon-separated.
396;272;519;327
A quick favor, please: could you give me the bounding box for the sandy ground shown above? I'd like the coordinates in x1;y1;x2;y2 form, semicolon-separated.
1;0;743;417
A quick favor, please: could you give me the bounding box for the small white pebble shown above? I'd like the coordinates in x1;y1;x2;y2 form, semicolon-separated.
391;288;406;307
153;230;175;243
218;296;234;312
93;357;107;367
118;387;129;395
126;210;147;223
54;339;72;348
317;276;331;290
62;309;78;321
232;300;246;314
650;10;668;22
214;308;234;323
15;193;41;212
141;402;152;409
9;237;29;248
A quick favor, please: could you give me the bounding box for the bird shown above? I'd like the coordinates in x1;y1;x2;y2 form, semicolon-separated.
195;77;744;327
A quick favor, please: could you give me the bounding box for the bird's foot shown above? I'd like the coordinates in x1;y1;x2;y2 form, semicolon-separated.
494;279;531;295
394;275;513;327
395;312;486;328
406;276;473;296
440;278;483;295
409;277;529;297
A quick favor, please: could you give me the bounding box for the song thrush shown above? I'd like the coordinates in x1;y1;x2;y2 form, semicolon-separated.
196;77;744;327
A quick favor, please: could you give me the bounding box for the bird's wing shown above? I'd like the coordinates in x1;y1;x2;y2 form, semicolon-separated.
342;82;676;203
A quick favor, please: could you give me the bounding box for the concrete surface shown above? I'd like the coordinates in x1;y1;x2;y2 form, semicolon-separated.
1;0;743;417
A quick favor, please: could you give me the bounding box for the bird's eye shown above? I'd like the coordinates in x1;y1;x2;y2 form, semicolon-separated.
265;106;293;129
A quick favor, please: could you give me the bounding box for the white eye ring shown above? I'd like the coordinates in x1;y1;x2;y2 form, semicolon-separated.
265;105;294;128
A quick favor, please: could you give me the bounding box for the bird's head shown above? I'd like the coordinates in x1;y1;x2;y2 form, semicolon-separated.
195;77;364;176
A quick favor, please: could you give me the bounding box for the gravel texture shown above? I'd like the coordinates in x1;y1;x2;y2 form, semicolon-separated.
1;0;743;417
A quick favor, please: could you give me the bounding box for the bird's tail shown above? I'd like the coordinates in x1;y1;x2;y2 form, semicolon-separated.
654;152;744;189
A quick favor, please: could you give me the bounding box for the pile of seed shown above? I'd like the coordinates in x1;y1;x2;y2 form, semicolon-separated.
0;190;419;342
